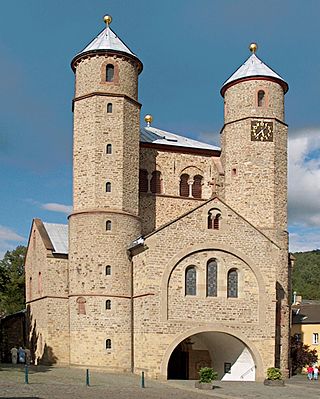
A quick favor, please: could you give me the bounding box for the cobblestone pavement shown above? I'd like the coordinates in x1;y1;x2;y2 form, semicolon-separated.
0;364;319;399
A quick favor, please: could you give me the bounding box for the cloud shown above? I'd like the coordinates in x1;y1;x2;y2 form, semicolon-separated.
288;127;320;251
0;226;25;260
288;128;320;226
41;203;72;214
289;228;320;253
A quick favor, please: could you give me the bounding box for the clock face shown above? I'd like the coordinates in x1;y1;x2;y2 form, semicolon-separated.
251;120;274;142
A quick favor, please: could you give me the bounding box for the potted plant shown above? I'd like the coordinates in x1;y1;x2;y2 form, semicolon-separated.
264;367;285;386
195;367;218;390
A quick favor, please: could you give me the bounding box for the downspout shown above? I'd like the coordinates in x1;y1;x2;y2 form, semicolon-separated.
128;250;134;373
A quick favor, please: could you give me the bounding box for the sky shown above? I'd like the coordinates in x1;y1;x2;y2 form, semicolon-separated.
0;0;319;257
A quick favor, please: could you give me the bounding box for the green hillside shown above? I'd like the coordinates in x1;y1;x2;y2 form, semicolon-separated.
292;250;320;300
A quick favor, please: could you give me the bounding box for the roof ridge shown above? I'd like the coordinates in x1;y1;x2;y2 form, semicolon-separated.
140;126;220;151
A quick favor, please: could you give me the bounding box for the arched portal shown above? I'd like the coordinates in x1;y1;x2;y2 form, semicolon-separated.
167;332;256;381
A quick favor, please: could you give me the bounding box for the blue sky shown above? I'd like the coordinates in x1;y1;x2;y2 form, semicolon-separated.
0;0;319;256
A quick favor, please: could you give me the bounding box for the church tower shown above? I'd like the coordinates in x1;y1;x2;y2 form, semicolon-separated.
68;16;142;370
220;44;290;374
220;43;288;237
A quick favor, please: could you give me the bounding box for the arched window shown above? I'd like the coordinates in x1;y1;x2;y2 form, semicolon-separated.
106;182;111;192
107;103;113;113
207;259;217;297
38;272;42;295
106;339;112;349
105;265;111;275
180;174;189;197
106;144;112;154
227;269;238;298
150;171;162;194
192;175;203;199
185;266;197;296
106;300;111;310
258;90;265;107
76;297;86;315
139;169;148;192
106;220;112;231
106;64;114;82
208;210;221;230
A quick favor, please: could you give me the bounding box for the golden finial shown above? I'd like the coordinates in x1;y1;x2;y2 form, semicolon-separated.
103;15;112;26
144;114;153;127
249;43;258;53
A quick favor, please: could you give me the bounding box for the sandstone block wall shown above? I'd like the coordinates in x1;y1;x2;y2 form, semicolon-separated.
74;54;139;100
68;211;140;370
139;147;224;234
224;80;284;123
132;198;282;379
25;221;69;365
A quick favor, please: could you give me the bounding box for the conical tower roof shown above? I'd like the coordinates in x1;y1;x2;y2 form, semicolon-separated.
221;46;288;96
71;16;142;72
80;26;136;57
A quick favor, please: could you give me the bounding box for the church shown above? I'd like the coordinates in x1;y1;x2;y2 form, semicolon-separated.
24;15;291;381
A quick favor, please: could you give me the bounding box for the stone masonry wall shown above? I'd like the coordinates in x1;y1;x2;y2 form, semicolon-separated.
132;198;281;380
224;80;284;123
74;54;139;100
139;147;223;234
68;211;140;370
24;222;69;365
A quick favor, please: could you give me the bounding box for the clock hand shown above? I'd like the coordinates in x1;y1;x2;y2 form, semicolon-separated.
256;127;266;137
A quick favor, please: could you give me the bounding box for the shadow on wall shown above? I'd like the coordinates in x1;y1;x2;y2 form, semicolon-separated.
139;148;157;235
0;310;26;362
26;305;58;366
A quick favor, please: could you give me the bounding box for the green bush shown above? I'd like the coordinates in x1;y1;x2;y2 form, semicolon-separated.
267;367;282;380
199;367;218;383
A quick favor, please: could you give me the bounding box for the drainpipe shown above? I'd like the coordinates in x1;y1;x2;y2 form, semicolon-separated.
128;250;134;373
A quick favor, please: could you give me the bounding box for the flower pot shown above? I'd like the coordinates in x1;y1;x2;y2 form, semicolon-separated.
195;381;214;390
264;379;285;386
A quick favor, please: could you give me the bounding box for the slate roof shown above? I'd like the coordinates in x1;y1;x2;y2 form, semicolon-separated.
221;53;288;95
43;223;68;255
140;126;220;151
292;303;320;324
77;25;136;58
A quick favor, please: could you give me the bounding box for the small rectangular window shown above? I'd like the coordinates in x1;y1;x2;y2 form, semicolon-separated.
313;333;319;345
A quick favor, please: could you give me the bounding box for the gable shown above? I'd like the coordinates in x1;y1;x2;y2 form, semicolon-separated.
141;196;280;250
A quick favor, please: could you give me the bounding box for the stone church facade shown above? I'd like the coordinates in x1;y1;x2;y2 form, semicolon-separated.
24;16;291;381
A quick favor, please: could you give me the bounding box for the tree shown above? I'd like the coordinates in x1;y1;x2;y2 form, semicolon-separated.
0;246;26;317
291;336;318;375
292;250;320;300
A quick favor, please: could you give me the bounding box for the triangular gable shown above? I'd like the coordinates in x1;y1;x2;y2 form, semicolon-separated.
141;196;281;250
24;219;69;266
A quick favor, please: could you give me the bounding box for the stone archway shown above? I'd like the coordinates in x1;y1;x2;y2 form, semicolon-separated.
165;331;259;381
